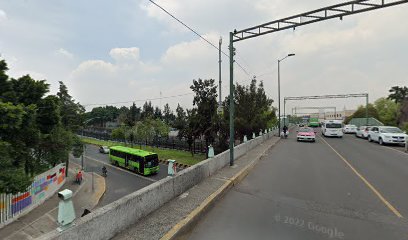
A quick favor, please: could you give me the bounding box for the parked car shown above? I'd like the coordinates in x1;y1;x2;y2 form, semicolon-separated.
343;124;357;134
296;127;316;142
356;126;372;139
367;126;407;145
99;146;110;154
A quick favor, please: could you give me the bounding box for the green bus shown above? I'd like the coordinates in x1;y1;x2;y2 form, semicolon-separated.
308;118;320;127
109;146;159;175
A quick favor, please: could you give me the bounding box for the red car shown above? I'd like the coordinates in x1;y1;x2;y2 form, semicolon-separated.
297;127;316;142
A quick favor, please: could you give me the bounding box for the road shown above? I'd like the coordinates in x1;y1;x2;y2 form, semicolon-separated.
70;144;171;207
187;129;408;240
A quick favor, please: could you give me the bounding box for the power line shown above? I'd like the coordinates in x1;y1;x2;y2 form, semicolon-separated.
147;0;251;76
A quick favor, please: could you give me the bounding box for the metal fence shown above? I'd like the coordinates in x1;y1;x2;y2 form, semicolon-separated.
0;163;66;227
80;130;208;154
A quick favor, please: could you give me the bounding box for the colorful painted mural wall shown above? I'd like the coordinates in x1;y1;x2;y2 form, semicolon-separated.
0;163;66;226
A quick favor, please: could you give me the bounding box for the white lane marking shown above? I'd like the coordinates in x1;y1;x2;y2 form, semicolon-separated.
319;136;403;218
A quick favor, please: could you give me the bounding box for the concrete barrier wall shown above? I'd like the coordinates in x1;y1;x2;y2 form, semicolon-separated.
42;129;278;240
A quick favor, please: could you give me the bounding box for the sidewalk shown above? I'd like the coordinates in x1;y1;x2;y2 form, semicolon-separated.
113;136;280;240
0;162;106;240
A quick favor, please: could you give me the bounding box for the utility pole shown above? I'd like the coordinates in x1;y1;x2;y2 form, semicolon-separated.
366;93;369;125
218;37;222;114
229;32;235;166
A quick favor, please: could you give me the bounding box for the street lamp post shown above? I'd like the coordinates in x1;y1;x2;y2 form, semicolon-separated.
278;53;295;135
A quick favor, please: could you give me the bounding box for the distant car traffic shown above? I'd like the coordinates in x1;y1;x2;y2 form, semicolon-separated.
343;124;357;134
355;126;372;139
99;146;110;154
321;120;343;138
297;127;316;142
367;126;407;145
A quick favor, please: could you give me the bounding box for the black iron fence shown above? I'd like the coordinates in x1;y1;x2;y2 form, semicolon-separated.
79;129;208;154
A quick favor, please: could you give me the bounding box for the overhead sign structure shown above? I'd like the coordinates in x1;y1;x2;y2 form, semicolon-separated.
228;0;408;166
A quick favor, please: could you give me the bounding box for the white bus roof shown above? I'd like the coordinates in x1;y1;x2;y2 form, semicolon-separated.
323;120;343;123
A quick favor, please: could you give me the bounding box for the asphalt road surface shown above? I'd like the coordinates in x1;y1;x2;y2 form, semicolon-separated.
187;129;408;240
70;144;172;207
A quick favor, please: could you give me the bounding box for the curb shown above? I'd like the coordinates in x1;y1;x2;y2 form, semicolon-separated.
160;137;280;240
92;173;107;209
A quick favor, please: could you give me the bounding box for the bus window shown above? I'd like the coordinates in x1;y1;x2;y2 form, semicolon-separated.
145;154;158;167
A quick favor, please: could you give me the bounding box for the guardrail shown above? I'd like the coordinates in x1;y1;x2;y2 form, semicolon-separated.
41;129;278;240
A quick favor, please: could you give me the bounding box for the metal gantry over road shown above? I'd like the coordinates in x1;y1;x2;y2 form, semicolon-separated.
228;0;408;166
292;107;337;116
284;93;369;125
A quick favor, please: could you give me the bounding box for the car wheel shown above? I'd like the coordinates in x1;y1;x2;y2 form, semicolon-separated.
379;138;384;145
368;136;372;142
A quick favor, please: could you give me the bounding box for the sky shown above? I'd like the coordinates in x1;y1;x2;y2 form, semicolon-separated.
1;0;407;114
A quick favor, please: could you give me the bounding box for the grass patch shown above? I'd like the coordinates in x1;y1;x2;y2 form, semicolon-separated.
81;137;206;165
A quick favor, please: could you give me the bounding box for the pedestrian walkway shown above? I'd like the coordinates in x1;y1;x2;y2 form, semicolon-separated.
0;162;105;240
113;136;280;240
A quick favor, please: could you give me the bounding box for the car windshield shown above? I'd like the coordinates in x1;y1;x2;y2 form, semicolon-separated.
382;127;403;133
326;123;342;128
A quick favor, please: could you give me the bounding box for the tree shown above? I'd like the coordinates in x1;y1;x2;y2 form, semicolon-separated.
0;60;14;103
180;109;200;156
39;127;74;167
344;104;379;124
163;103;176;126
0;141;32;194
174;104;186;133
141;101;154;120
154;106;163;120
57;81;84;132
374;98;399;126
9;75;49;106
111;126;127;140
128;103;141;126
234;79;274;140
71;135;84;158
388;86;408;104
117;106;130;125
0;58;86;191
37;96;61;134
190;79;219;146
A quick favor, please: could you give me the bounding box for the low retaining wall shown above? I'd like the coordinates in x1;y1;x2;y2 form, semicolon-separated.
41;130;278;240
0;163;67;229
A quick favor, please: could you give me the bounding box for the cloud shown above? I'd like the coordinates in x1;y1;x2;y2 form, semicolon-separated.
55;48;74;59
0;9;7;22
109;47;140;62
2;0;408;113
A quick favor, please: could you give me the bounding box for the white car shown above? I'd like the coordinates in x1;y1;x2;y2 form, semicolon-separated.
356;126;372;139
322;120;343;138
343;124;357;134
99;146;110;154
367;126;407;145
